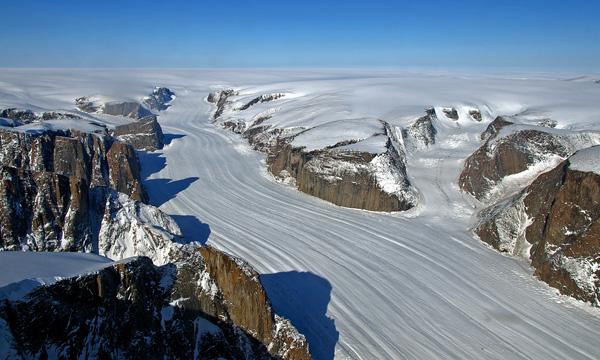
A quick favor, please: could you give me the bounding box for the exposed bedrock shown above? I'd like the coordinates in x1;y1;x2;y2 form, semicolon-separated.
459;118;600;201
401;108;437;150
143;87;176;111
112;115;165;150
76;87;174;119
208;89;237;120
267;141;415;211
209;90;417;212
0;108;82;126
0;128;145;201
0;128;148;251
0;248;311;360
76;97;153;120
475;149;600;304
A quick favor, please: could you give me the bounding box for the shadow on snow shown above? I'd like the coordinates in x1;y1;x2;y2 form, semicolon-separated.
144;177;199;207
163;133;186;146
170;214;211;245
260;271;338;360
137;149;209;244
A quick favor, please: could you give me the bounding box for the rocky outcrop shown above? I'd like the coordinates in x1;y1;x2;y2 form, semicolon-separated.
199;246;311;359
0;128;144;200
460;129;570;200
103;101;153;119
0;166;92;252
143;87;175;111
402;109;437;150
469;109;482;122
267;139;416;211
0;127;149;251
475;147;600;304
442;107;459;120
0;251;311;359
1;108;81;127
76;97;153;120
209;90;418;212
480;116;513;141
240;93;285;111
112;115;165;150
208;89;237;120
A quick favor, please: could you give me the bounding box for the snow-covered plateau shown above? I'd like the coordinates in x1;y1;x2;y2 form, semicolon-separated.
1;69;600;359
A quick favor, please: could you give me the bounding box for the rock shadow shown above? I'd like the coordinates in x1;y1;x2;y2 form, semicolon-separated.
144;177;199;207
163;133;185;146
137;151;167;180
260;271;338;360
170;215;211;245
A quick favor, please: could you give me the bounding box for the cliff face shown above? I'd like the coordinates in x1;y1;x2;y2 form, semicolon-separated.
0;166;91;252
112;115;165;151
267;141;415;211
458;114;600;202
0;251;310;360
209;89;418;212
0;128;144;198
475;149;600;305
0;128;147;251
0;95;312;358
75;87;172;150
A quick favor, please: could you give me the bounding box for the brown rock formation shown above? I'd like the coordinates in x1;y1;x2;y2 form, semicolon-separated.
475;153;600;304
0;128;149;251
112;115;165;151
209;90;417;212
0;254;311;359
267;142;414;211
199;246;311;360
0;167;91;251
459;129;569;200
0;128;145;201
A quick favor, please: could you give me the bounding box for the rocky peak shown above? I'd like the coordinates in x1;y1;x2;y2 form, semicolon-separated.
402;109;437;150
208;89;237;119
143;87;176;111
240;93;285;111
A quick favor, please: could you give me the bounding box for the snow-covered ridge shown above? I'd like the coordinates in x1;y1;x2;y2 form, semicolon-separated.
568;145;600;175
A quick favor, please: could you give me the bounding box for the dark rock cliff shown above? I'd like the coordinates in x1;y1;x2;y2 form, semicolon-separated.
112;115;165;151
267;140;415;211
143;87;176;111
209;90;417;212
459;127;570;200
475;153;600;304
0;128;147;251
0;250;311;359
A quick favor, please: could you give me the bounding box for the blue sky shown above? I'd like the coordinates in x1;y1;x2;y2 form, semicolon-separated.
1;0;598;71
